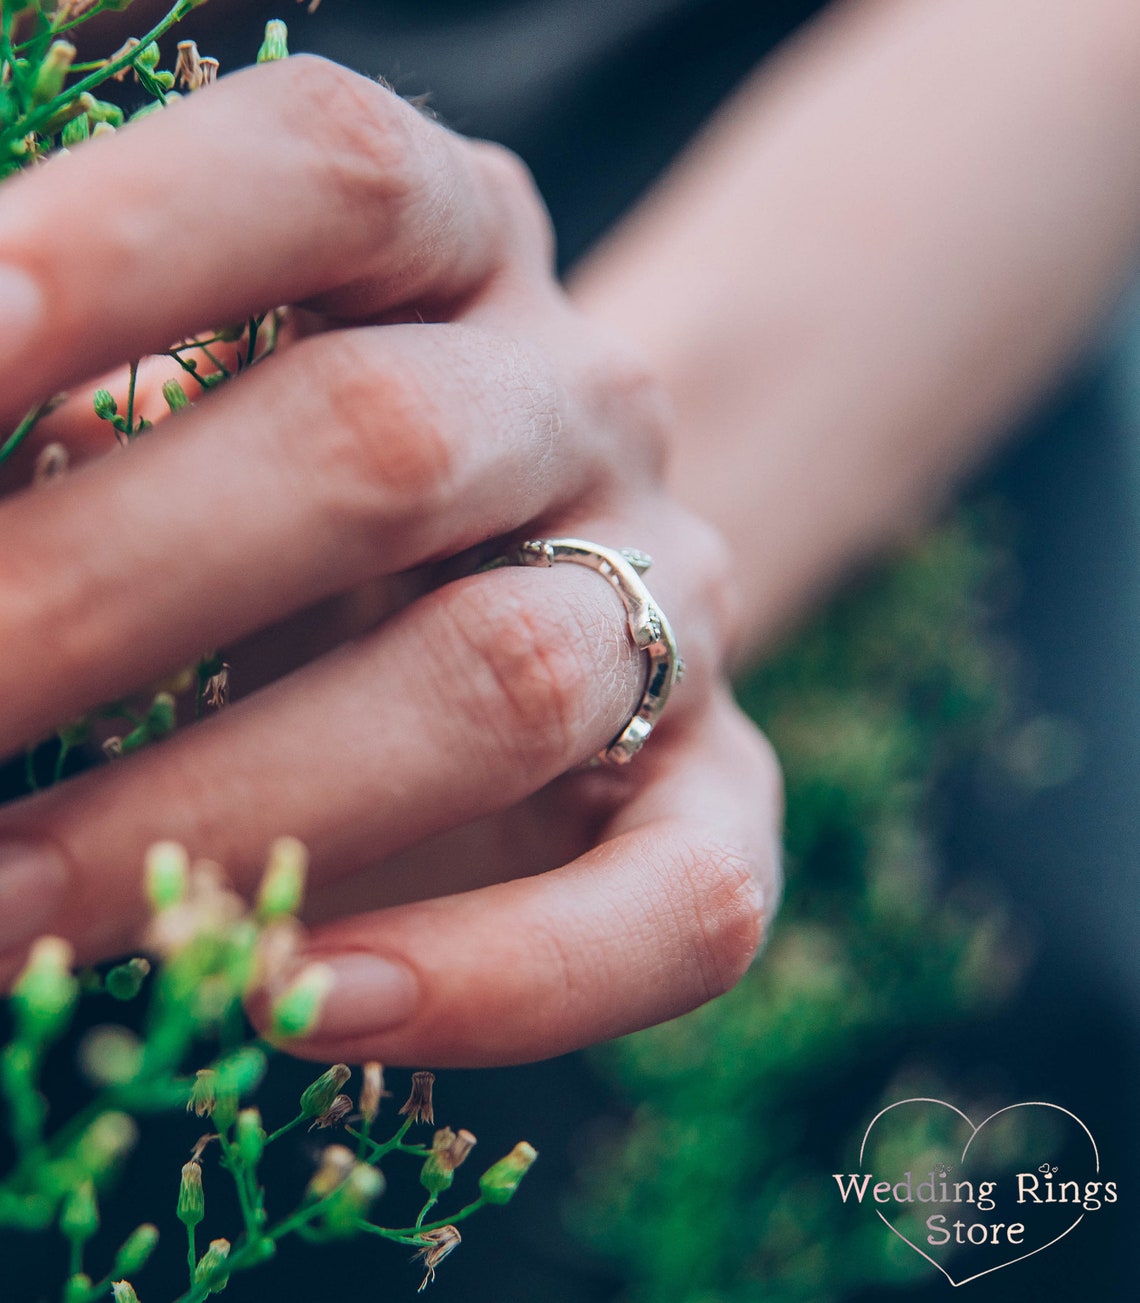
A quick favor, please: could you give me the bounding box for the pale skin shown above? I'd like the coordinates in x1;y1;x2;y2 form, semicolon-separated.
0;0;1137;1066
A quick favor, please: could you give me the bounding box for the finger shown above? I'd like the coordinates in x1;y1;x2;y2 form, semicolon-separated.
0;510;720;968
0;57;548;420
0;322;605;754
268;692;782;1066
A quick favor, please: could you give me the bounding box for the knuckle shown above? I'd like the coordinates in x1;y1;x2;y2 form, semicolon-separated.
273;56;421;216
305;335;460;525
442;580;590;768
468;140;554;264
581;336;673;476
675;838;770;1000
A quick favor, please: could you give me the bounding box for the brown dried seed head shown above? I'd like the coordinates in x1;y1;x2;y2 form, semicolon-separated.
359;1061;385;1124
413;1225;461;1291
399;1071;436;1125
309;1093;353;1130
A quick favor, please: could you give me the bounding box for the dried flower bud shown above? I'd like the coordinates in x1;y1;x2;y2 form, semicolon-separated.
235;1109;265;1167
310;1093;353;1131
13;936;78;1045
257;20;290;63
257;836;308;921
477;1141;538;1205
108;38;140;82
102;736;124;758
91;122;117;140
270;962;334;1039
188;1070;218;1118
305;1144;355;1201
178;1161;205;1228
195;1238;231;1294
189;1134;216;1163
399;1071;435;1125
174;41;202;89
199;57;220;86
114;1223;159;1276
162;379;191;412
201;662;229;709
359;1061;385;1125
145;841;190;910
78;1026;143;1086
413;1225;461;1292
33;442;69;484
60;1180;99;1246
110;1283;139;1303
300;1063;351;1119
106;957;151;1001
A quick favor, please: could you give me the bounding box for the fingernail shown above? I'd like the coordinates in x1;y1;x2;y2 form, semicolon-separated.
0;266;43;371
308;952;419;1040
0;842;68;957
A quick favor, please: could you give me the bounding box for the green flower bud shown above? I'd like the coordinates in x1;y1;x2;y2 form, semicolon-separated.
122;693;176;752
145;841;189;910
110;1283;138;1303
114;1224;159;1276
106;957;151;1001
64;1275;93;1303
300;1063;351;1119
257;20;290;63
270;962;334;1039
162;379;191;413
61;116;90;148
215;1046;267;1100
76;1112;138;1184
256;836;308;921
419;1148;453;1197
477;1141;538;1205
136;42;161;72
321;1162;384;1236
60;1180;99;1246
93;389;118;420
235;1109;265;1168
13;936;78;1045
178;1161;205;1228
32;43;76;107
195;1238;231;1293
79;94;124;127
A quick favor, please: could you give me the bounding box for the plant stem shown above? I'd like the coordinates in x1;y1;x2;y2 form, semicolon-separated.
125;359;140;437
266;1113;306;1145
5;1;213;146
0;400;52;468
186;1222;197;1288
356;1196;488;1242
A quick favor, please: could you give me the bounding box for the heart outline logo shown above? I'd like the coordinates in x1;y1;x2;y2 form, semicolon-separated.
858;1098;1100;1287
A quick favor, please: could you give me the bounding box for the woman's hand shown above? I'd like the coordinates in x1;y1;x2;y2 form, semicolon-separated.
0;56;780;1066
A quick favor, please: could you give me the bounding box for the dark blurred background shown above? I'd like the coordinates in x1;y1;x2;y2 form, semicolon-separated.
6;1;1139;1299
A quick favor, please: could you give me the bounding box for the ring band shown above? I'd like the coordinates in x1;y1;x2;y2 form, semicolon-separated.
483;538;684;766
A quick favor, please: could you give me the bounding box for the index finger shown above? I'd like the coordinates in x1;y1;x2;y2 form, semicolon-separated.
0;56;541;419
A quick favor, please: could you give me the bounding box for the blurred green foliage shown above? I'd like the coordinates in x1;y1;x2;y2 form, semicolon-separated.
570;510;1033;1302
